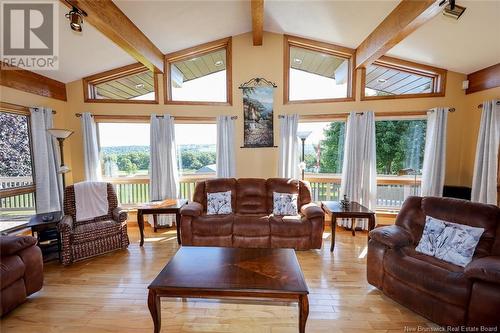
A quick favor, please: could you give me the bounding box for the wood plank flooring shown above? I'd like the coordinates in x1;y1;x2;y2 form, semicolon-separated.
1;226;435;333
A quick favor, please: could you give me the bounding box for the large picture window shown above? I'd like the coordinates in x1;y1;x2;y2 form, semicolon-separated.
165;38;232;105
0;107;36;232
284;35;355;104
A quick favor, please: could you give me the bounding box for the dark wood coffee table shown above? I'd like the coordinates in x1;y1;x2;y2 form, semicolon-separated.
322;201;376;252
148;247;309;333
136;199;187;246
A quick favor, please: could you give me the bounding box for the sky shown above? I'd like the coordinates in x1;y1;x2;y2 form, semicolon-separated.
98;123;217;147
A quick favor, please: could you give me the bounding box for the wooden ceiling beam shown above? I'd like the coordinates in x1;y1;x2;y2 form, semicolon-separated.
466;63;500;94
0;63;67;101
355;0;442;69
62;0;164;73
251;0;264;46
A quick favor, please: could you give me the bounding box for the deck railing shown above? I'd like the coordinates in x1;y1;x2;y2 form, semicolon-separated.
305;174;421;210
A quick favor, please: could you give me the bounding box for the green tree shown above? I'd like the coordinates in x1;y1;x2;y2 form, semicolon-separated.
320;122;345;173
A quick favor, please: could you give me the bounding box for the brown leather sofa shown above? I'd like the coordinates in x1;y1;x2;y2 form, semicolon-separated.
368;196;500;328
0;236;43;317
180;178;325;250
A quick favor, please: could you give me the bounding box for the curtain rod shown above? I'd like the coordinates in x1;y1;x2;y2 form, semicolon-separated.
75;113;237;120
478;101;500;109
32;107;57;114
278;108;456;119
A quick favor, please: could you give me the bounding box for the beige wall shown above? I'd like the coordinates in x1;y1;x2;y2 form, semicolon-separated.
2;31;498;188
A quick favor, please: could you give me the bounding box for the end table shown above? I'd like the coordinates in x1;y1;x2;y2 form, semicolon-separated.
321;201;376;252
27;211;63;262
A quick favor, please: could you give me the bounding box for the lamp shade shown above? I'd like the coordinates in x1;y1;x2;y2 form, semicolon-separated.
297;131;312;140
48;128;74;139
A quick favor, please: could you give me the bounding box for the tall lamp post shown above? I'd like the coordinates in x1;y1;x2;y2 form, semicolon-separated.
297;131;312;180
48;128;74;189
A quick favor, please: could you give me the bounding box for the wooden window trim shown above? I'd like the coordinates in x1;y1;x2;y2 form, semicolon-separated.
283;35;356;105
82;63;159;104
360;56;447;101
0;102;36;200
164;37;232;106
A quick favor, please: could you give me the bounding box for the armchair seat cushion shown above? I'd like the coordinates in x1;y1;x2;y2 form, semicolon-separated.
384;247;470;307
270;215;311;237
71;220;122;244
0;256;25;288
192;214;233;236
233;214;269;236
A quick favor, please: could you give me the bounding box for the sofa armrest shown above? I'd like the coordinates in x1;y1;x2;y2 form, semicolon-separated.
180;202;203;217
57;215;74;234
0;236;37;257
465;256;500;284
300;203;324;219
113;207;128;222
369;225;413;249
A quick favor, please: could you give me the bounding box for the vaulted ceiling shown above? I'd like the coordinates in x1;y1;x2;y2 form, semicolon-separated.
34;0;500;83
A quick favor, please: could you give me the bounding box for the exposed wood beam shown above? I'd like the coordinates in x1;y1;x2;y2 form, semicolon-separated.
0;63;67;101
62;0;164;73
355;0;442;69
466;63;500;94
251;0;264;46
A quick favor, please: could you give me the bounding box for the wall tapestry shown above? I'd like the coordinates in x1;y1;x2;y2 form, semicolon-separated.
240;78;277;148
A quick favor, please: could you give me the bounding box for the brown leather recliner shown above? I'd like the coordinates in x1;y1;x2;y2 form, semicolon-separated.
180;178;325;250
0;236;43;317
368;196;500;328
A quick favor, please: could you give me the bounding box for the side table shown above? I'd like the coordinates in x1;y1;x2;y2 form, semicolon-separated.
136;199;188;246
27;211;63;262
321;201;376;252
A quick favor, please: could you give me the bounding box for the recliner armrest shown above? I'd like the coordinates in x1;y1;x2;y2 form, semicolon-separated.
180;202;203;217
300;203;324;219
465;256;500;284
0;236;37;257
369;225;413;249
113;207;128;222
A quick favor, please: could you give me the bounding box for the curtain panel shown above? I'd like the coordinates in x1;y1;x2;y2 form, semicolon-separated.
278;114;299;178
216;115;236;178
81;112;101;181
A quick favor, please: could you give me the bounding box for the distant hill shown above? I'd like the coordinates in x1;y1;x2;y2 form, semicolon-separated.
101;144;216;155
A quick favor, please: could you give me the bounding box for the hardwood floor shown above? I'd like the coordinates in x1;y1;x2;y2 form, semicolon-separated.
1;226;434;333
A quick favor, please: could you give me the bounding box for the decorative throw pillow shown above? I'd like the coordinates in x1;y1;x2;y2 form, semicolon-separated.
415;216;485;267
207;191;232;215
273;192;298;216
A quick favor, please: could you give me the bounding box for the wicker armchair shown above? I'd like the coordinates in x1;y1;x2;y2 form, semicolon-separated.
58;183;129;265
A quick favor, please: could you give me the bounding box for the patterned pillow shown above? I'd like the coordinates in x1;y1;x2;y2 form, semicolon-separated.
207;191;232;215
273;192;298;216
415;216;485;267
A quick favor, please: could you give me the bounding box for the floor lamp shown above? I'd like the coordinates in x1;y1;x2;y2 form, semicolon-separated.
297;131;312;180
48;129;74;189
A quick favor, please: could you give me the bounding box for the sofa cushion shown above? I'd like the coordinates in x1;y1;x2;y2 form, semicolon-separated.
236;178;267;214
266;178;299;214
205;178;237;212
233;214;270;236
192;214;233;236
273;192;298;216
384;247;471;307
207;190;232;215
72;220;122;244
0;255;25;289
269;215;311;237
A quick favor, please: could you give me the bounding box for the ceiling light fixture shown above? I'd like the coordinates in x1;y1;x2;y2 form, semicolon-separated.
135;83;144;89
293;58;302;64
439;0;466;20
65;5;87;32
377;78;387;84
214;60;224;67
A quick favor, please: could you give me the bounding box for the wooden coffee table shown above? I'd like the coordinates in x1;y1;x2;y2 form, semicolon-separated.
322;201;376;252
148;247;309;333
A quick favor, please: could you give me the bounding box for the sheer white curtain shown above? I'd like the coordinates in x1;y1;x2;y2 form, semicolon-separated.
81;112;101;181
149;114;179;226
30;107;63;213
216;115;236;178
339;112;376;230
421;107;448;197
278;114;299;178
471;100;500;204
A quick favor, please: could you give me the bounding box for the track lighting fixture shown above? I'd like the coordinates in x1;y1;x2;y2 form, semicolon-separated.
439;0;466;20
65;5;87;32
